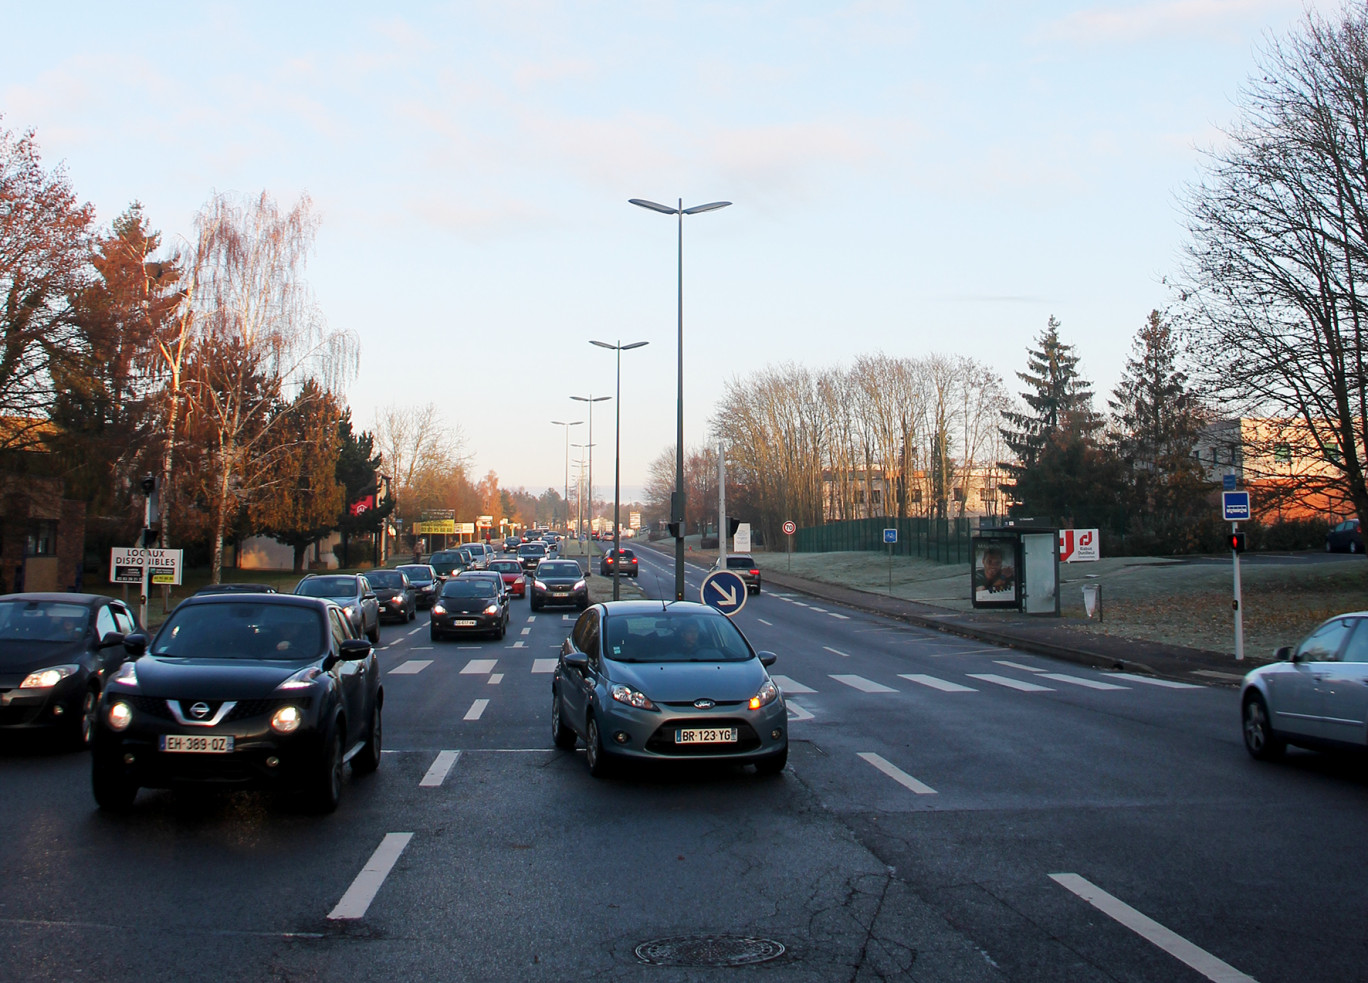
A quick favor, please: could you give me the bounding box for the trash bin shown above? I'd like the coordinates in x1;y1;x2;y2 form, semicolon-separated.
1082;583;1101;620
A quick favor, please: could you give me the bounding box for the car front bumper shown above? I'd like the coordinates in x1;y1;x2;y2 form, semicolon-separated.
593;697;788;764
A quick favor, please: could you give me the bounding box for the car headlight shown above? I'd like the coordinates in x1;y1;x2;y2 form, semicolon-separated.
431;604;446;615
106;701;133;731
109;661;139;687
749;679;780;710
534;580;547;590
270;705;303;734
573;580;586;590
484;604;500;616
277;666;321;691
610;683;657;710
20;665;77;689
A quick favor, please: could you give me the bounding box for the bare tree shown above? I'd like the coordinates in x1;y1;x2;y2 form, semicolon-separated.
1181;6;1368;523
186;191;357;583
373;402;465;492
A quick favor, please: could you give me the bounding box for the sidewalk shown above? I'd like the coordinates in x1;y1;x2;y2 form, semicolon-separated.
636;540;1254;688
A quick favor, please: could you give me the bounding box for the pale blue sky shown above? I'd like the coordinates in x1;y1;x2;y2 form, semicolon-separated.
1;1;1334;500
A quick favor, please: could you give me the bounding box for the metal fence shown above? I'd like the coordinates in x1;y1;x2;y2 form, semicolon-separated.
794;516;973;565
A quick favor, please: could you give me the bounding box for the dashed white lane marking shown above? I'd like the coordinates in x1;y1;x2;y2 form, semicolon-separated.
758;618;773;626
488;673;504;685
461;659;498;674
830;674;897;694
900;673;976;693
809;606;828;613
786;701;814;721
419;750;460;787
328;833;414;920
531;658;557;673
996;660;1046;673
790;600;810;607
406;625;425;636
1040;672;1129;691
526;615;536;623
1050;873;1258;983
520;628;532;636
510;641;526;649
968;673;1053;692
464;699;490;721
771;674;817;694
458;645;481;650
823;646;851;658
828;612;850;620
410;646;433;651
1111;673;1204;690
389;660;432;675
858;752;936;794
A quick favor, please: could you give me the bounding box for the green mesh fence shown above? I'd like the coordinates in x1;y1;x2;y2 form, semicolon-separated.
793;516;972;565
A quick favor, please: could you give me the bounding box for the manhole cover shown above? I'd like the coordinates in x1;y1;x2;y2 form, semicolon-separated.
634;935;786;967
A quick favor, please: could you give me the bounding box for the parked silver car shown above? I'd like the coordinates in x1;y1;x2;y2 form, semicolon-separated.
1242;611;1368;759
551;601;787;777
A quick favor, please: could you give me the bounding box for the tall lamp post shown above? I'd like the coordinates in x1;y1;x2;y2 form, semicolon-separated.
629;196;731;600
572;445;594;539
570;394;610;542
551;420;582;531
591;339;649;599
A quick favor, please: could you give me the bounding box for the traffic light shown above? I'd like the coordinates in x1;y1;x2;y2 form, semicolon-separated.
727;517;741;536
667;522;681;539
1228;531;1246;553
141;526;160;548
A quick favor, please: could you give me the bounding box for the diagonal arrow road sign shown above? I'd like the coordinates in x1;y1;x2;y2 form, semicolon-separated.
700;570;748;617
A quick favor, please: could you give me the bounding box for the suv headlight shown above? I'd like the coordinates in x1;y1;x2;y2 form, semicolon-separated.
573;580;586;591
20;665;77;689
484;604;500;616
109;661;138;687
271;705;303;734
277;666;321;691
749;679;780;710
611;683;657;710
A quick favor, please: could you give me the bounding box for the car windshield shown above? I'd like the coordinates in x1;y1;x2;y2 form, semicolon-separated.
603;614;752;663
153;603;325;660
398;566;433;584
539;562;581;578
0;600;88;642
368;571;404;589
489;561;521;573
519;544;546;554
295;577;356;600
442;581;495;599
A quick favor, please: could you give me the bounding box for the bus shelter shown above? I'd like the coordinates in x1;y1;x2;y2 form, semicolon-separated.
970;527;1060;616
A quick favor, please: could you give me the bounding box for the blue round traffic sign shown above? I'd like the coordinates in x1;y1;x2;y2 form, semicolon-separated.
700;570;748;617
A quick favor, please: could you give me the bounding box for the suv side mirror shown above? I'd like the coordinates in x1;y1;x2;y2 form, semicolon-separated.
122;632;149;657
1275;645;1292;661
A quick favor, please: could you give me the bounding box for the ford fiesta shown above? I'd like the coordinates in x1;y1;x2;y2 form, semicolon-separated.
90;593;382;813
550;601;787;777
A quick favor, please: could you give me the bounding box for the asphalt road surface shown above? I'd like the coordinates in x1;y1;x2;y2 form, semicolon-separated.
2;547;1364;982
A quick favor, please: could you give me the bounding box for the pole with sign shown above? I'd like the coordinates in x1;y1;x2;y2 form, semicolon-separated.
783;519;796;572
884;527;897;594
1222;490;1251;661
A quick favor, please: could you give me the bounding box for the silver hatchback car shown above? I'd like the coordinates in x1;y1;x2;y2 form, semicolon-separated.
1242;611;1368;759
550;601;787;777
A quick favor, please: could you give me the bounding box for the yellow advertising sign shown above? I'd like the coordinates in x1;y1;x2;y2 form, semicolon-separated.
414;520;456;535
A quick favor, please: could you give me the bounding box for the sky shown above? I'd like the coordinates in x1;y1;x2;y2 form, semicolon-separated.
0;0;1340;503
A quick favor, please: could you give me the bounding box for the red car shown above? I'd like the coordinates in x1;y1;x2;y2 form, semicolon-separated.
488;558;527;598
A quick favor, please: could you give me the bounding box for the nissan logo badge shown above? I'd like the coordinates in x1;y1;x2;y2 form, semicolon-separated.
190;702;211;719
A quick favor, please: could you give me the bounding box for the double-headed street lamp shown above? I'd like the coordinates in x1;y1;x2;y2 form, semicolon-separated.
629;196;731;600
571;443;594;537
570;394;610;540
591;338;649;599
550;420;582;530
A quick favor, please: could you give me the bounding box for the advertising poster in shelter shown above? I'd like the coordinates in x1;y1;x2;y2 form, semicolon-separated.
971;537;1019;608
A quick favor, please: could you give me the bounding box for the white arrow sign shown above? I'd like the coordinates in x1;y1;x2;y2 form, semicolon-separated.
700;570;748;617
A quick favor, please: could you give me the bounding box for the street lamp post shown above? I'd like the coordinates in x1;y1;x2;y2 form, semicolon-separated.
570;394;610;543
550;420;583;530
629;196;731;600
591;339;649;599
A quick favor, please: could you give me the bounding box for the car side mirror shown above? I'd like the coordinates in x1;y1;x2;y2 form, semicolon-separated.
339;638;373;661
363;591;377;601
562;653;588;672
98;631;126;650
758;651;777;668
122;632;149;657
1275;645;1292;662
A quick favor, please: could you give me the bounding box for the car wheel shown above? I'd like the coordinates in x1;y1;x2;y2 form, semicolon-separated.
352;704;382;774
1326;540;1334;553
585;714;614;778
430;626;441;642
531;599;542;612
1243;693;1286;761
551;689;577;749
91;757;138;812
367;621;380;644
1353;541;1361;554
73;683;100;750
309;725;346;813
408;604;416;623
754;745;787;776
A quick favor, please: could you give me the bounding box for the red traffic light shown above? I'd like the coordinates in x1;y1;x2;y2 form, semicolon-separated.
1227;532;1246;553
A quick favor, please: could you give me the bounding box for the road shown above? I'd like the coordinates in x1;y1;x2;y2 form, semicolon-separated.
2;546;1364;982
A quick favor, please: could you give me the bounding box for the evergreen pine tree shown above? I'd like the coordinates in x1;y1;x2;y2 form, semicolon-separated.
1000;316;1098;475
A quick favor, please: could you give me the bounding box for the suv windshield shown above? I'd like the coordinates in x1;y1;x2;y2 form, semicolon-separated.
726;556;754;569
538;562;581;578
397;566;433;584
295;577;357;599
154;603;325;660
367;571;404;589
442;581;495;599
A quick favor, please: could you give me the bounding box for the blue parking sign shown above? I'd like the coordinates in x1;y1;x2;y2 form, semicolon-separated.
883;528;897;544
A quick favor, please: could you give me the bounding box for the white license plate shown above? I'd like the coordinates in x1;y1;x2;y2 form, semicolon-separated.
676;727;737;744
161;734;233;754
454;619;478;626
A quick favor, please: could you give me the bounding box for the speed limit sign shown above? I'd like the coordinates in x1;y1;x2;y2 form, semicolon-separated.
782;520;796;536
